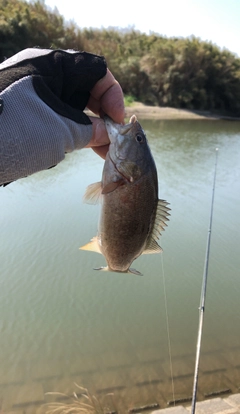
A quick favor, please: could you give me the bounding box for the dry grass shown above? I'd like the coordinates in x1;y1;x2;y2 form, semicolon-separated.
43;384;117;414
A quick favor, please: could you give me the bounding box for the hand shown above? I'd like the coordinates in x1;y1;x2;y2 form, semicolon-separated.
0;48;125;185
85;69;125;159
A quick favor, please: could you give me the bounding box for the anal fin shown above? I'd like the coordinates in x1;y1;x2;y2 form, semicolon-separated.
79;236;102;254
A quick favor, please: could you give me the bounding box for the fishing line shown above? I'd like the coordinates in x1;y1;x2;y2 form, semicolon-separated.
161;251;175;405
191;148;219;414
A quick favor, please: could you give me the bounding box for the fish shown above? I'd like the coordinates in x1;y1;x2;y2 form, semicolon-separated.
80;115;170;275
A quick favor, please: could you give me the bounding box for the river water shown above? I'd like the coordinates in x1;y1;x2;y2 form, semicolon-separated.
1;119;240;412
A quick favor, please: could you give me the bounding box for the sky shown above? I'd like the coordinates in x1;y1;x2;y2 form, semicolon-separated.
44;0;240;57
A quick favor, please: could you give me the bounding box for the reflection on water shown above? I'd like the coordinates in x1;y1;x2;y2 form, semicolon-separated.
0;119;240;411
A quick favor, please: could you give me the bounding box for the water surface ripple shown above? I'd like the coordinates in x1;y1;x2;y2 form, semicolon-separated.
0;119;240;411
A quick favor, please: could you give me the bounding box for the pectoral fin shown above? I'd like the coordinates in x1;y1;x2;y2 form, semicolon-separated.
83;182;102;204
79;237;102;254
116;161;141;182
102;179;125;194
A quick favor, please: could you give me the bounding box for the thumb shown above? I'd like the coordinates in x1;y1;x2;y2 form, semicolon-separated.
85;117;110;159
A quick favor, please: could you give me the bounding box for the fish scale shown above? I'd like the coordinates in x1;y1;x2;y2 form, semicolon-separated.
80;115;170;275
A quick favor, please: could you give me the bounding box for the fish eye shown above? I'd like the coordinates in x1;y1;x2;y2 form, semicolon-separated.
136;134;144;143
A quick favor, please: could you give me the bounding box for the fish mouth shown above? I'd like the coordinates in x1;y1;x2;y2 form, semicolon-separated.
104;115;134;142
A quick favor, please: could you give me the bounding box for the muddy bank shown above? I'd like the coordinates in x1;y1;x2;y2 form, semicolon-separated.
85;103;240;121
124;102;240;120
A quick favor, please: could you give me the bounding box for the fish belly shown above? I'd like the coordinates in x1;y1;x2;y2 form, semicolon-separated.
99;178;156;272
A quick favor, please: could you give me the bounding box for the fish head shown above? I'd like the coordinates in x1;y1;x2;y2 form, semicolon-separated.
104;115;153;183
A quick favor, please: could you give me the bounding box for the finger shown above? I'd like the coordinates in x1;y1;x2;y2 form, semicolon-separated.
92;145;109;159
86;96;102;117
85;116;110;148
89;69;125;124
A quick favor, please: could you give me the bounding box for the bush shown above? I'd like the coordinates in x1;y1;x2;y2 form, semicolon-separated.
1;0;240;115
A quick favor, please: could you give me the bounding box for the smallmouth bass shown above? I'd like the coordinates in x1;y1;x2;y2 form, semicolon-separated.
80;115;170;275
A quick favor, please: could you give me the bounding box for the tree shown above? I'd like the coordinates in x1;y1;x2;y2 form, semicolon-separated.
1;0;240;115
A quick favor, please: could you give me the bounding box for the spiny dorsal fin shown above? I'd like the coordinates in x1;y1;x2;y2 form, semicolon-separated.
154;199;171;237
83;182;102;204
143;199;170;254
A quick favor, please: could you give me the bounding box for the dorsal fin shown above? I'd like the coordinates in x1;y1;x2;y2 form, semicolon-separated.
142;239;163;254
152;199;171;238
143;199;170;254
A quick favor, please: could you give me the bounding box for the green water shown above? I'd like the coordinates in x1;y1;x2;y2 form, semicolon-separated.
1;119;240;412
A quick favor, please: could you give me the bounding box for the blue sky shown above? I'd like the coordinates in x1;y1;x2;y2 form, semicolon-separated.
44;0;240;57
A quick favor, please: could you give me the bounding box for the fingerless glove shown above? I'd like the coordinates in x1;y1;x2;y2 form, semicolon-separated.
0;48;107;185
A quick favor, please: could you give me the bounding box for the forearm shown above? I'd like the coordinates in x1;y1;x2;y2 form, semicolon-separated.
0;76;92;185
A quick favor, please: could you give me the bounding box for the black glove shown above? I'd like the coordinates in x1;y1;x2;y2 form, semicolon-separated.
0;48;107;186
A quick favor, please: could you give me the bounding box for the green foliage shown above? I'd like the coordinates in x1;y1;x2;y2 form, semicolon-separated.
124;94;136;106
1;0;240;115
0;0;84;60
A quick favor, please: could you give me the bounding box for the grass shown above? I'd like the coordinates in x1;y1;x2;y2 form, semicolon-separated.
124;95;136;107
43;384;117;414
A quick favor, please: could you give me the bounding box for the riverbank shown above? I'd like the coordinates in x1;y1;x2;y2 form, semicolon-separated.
85;103;240;121
124;102;240;121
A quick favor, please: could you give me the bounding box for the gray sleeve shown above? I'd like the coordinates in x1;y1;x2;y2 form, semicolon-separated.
0;76;93;185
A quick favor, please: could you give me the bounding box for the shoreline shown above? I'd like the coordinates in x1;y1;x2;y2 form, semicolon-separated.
85;103;240;121
124;102;240;121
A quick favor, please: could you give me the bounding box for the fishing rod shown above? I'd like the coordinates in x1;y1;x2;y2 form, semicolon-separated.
191;148;219;414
